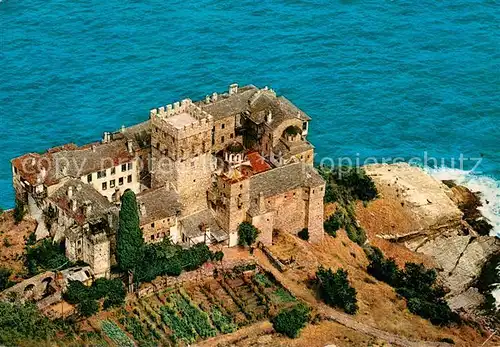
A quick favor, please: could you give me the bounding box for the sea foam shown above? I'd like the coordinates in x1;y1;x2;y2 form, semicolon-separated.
427;167;500;237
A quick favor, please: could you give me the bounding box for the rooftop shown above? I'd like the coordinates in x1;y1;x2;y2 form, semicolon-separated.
137;187;181;225
48;179;114;225
166;112;198;129
180;209;228;242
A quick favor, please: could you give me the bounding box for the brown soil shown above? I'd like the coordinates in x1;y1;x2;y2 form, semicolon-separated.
0;211;36;279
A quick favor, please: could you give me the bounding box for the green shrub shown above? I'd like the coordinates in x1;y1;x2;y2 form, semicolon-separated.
319;166;378;204
0;267;13;291
315;266;358;314
77;299;99;317
272;304;310;338
25;239;70;275
366;246;459;326
13;199;26;224
211;250;224;262
237;222;260;247
0;301;60;345
298;228;309;241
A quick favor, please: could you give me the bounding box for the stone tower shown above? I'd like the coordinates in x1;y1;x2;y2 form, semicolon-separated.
150;99;214;216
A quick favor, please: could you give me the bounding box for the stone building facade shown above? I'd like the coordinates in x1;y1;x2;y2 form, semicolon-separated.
11;84;325;278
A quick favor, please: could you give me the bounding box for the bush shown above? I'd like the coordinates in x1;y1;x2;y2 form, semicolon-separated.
298;228;309;241
211;250;224;262
315;266;358;314
13;199;26;224
25;239;70;275
366;246;399;286
63;278;126;316
238;222;260;247
0;267;13;291
272;304;310;338
0;301;61;345
77;299;99;317
323;205;366;245
366;246;459;325
318;166;378;204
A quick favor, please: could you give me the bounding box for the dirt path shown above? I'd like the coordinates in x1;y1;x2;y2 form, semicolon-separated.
252;248;451;347
195;320;273;347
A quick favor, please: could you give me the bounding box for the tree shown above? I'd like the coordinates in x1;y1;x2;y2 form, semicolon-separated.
77;299;99;317
13;199;25;224
315;266;358;314
0;267;13;291
116;190;144;273
237;222;260;247
272;304;310;338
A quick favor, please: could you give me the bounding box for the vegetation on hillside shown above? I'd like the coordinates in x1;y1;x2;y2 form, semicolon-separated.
64;278;126;317
238;221;260;247
25;238;70;275
116;190;145;273
13;198;26;224
0;301;69;345
0;267;13;291
318;166;377;246
366;246;459;326
272;303;310;338
315;266;358;314
116;191;214;284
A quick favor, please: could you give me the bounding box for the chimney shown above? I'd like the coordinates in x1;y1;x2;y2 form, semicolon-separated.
229;83;238;95
126;139;133;154
67;186;73;198
71;199;77;212
84;201;92;217
102;132;110;143
211;92;218;102
266;110;273;123
139;202;146;217
91;144;96;152
205;95;210;104
121;125;125;133
31;158;36;166
76;184;82;192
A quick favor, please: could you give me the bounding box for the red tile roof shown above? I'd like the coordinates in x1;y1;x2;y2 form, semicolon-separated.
247;151;271;174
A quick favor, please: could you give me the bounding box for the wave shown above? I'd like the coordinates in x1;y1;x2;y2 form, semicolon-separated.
425;167;500;237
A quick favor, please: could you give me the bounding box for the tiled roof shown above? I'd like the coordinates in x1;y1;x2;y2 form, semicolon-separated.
137;187;181;225
12;138;136;186
249;162;324;210
247;151;272;174
48;179;114;225
180;209;227;241
199;85;258;120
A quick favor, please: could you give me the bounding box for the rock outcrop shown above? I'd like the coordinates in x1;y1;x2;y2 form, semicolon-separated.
364;163;500;312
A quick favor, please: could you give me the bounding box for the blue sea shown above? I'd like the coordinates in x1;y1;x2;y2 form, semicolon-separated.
1;0;499;231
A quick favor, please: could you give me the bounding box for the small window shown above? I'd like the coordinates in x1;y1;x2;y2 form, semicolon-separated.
97;170;106;179
127;175;132;183
302;121;307;130
240;184;243;189
151;235;154;240
119;177;124;185
121;164;126;172
111;168;116;175
221;123;225;129
230;133;234;139
151;223;155;228
87;174;92;183
110;179;115;188
102;182;107;190
191;161;195;168
128;162;133;170
156;142;160;149
221;136;224;143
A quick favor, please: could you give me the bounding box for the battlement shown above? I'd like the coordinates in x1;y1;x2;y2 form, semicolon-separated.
150;98;214;138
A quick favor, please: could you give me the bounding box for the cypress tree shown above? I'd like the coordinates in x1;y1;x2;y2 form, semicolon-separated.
116;190;144;273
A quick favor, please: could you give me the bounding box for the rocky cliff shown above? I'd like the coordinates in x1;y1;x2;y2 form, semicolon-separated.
361;163;499;313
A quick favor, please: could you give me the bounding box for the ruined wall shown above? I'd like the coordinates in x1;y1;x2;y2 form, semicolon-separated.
85;234;110;278
306;184;325;243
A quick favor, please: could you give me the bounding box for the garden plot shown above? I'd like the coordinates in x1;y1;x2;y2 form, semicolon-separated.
93;268;297;346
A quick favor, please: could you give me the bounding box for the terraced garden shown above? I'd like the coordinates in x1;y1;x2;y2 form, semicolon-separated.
82;267;298;346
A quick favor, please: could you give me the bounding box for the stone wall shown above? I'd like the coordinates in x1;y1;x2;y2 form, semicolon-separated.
307;184;325;243
212;116;236;152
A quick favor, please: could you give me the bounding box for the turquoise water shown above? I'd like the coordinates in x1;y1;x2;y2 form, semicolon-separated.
1;0;499;215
